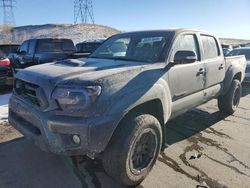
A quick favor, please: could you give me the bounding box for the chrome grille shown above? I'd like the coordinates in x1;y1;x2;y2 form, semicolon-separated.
14;79;45;107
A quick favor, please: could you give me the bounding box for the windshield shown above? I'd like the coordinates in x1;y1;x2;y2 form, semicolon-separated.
228;49;250;60
90;33;169;63
37;39;75;53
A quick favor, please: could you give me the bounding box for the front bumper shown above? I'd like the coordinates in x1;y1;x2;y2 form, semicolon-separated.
8;94;121;156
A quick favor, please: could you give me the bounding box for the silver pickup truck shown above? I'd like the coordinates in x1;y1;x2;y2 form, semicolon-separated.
9;29;246;186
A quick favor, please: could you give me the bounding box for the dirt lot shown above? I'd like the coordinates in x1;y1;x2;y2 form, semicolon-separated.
0;84;250;188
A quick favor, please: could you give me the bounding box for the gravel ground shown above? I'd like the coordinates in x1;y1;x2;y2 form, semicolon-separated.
0;89;22;142
0;84;249;188
0;120;22;143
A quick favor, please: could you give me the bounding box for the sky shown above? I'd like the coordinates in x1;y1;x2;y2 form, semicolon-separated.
0;0;250;39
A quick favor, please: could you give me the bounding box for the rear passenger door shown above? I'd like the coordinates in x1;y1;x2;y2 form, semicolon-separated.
168;33;205;115
200;35;225;98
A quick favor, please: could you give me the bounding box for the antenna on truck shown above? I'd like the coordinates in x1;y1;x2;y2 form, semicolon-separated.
74;0;95;24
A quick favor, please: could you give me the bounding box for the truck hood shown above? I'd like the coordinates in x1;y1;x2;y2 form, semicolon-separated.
15;58;147;87
15;58;165;114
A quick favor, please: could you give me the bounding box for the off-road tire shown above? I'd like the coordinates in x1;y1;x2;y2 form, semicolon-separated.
218;79;242;114
102;113;162;186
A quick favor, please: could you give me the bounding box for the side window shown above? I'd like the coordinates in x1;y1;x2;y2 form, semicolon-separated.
172;34;200;61
201;35;220;59
76;44;82;52
28;40;36;55
19;41;29;53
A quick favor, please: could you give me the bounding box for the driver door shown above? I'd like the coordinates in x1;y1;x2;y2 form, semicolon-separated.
16;40;29;68
168;33;205;116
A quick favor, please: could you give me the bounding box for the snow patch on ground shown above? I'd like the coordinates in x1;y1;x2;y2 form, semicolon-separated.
0;93;11;123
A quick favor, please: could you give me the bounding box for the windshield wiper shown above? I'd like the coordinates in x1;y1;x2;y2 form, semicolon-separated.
89;56;148;63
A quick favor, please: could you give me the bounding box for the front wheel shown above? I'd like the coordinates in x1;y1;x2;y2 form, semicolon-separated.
102;113;162;186
218;79;242;114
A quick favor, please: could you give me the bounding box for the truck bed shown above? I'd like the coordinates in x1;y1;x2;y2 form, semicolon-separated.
225;55;246;68
225;55;246;76
224;55;246;84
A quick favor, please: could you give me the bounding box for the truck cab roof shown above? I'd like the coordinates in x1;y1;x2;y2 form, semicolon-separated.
116;28;216;37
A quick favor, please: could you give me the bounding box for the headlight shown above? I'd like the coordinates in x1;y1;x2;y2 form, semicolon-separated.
52;86;101;112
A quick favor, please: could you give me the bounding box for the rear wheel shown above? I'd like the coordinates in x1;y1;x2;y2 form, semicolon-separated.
102;113;162;186
218;79;242;114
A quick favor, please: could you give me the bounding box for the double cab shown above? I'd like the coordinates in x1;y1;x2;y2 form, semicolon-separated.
9;29;246;186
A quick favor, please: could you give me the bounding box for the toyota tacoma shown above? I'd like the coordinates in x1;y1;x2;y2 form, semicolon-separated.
9;29;246;186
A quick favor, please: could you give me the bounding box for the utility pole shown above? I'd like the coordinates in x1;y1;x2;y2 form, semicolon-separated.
74;0;95;24
0;0;15;26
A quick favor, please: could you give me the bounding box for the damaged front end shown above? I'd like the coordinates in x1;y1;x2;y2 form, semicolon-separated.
9;77;121;157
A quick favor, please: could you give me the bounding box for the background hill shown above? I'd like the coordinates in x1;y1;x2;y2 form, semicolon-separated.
0;24;120;44
0;24;249;46
220;38;250;46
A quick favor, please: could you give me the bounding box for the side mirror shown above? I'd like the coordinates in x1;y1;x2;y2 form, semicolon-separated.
174;50;197;64
19;50;26;55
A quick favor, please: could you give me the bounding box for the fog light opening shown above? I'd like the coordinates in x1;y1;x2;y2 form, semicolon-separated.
72;135;81;144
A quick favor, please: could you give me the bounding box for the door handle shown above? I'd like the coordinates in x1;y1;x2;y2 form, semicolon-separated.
197;68;205;76
219;64;224;70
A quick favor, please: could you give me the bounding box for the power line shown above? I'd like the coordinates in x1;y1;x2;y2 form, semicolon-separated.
1;0;15;26
74;0;95;24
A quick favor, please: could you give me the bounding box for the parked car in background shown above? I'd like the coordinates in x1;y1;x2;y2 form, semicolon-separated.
245;43;250;47
0;44;20;57
227;47;250;82
0;44;20;67
75;39;105;57
223;48;232;56
0;44;20;86
9;29;246;186
0;65;13;89
8;38;76;69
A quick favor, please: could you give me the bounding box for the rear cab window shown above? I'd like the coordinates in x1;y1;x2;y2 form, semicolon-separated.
37;39;76;53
